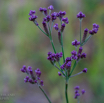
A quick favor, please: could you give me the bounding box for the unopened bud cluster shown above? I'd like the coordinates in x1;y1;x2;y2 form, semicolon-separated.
74;86;86;99
21;65;44;86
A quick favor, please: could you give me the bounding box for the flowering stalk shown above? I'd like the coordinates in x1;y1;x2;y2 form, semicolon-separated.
20;5;99;103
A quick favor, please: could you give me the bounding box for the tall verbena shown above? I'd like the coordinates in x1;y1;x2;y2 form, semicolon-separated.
20;5;99;103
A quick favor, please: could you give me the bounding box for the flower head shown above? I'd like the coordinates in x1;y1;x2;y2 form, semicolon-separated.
81;89;86;94
82;68;87;73
51;12;57;21
72;39;80;46
48;5;54;10
20;65;27;73
89;23;99;35
54;23;59;30
77;11;85;19
62;17;69;24
58;72;62;76
40;80;44;86
29;10;36;16
74;86;80;90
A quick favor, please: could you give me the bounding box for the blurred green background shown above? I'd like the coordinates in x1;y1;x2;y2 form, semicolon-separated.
0;0;104;103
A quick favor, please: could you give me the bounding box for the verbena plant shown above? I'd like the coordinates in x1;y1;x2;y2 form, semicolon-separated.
20;5;99;103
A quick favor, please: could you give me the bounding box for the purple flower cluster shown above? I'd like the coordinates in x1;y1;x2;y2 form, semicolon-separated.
54;23;59;31
71;44;86;60
74;86;86;99
47;52;63;64
29;10;38;26
58;72;62;76
60;57;71;70
26;5;100;102
72;39;80;47
20;65;44;86
77;11;85;19
89;23;99;35
60;45;86;73
39;5;68;22
48;5;54;10
62;17;69;24
28;5;69;39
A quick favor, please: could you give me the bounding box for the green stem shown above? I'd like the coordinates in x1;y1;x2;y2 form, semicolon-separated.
54;64;65;76
65;78;69;103
37;25;48;37
80;19;82;45
70;71;83;78
60;20;65;63
51;22;54;33
47;23;62;68
81;35;92;46
69;61;77;77
77;97;80;103
50;39;56;53
39;86;51;103
47;22;56;53
61;43;65;63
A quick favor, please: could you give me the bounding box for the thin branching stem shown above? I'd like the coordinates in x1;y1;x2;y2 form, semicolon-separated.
81;35;92;46
39;86;51;103
80;19;82;45
65;78;69;103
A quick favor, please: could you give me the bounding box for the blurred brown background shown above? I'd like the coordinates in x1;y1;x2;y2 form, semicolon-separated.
0;0;104;103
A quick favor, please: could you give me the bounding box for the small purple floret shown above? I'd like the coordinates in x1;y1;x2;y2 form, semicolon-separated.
48;52;52;56
39;7;43;12
81;52;86;58
89;23;99;35
66;61;71;69
61;23;66;32
28;78;33;84
46;15;51;22
72;39;80;46
20;65;27;73
34;80;37;83
77;11;85;19
54;23;59;30
81;89;86;94
24;76;29;82
48;5;54;10
43;8;47;16
71;50;77;56
27;66;33;74
82;28;88;42
60;64;65;69
82;68;87;73
78;47;83;54
62;17;69;24
29;15;37;21
35;68;41;77
58;72;62;76
65;57;71;64
74;86;80;90
51;12;57;21
29;10;36;16
40;80;44;86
